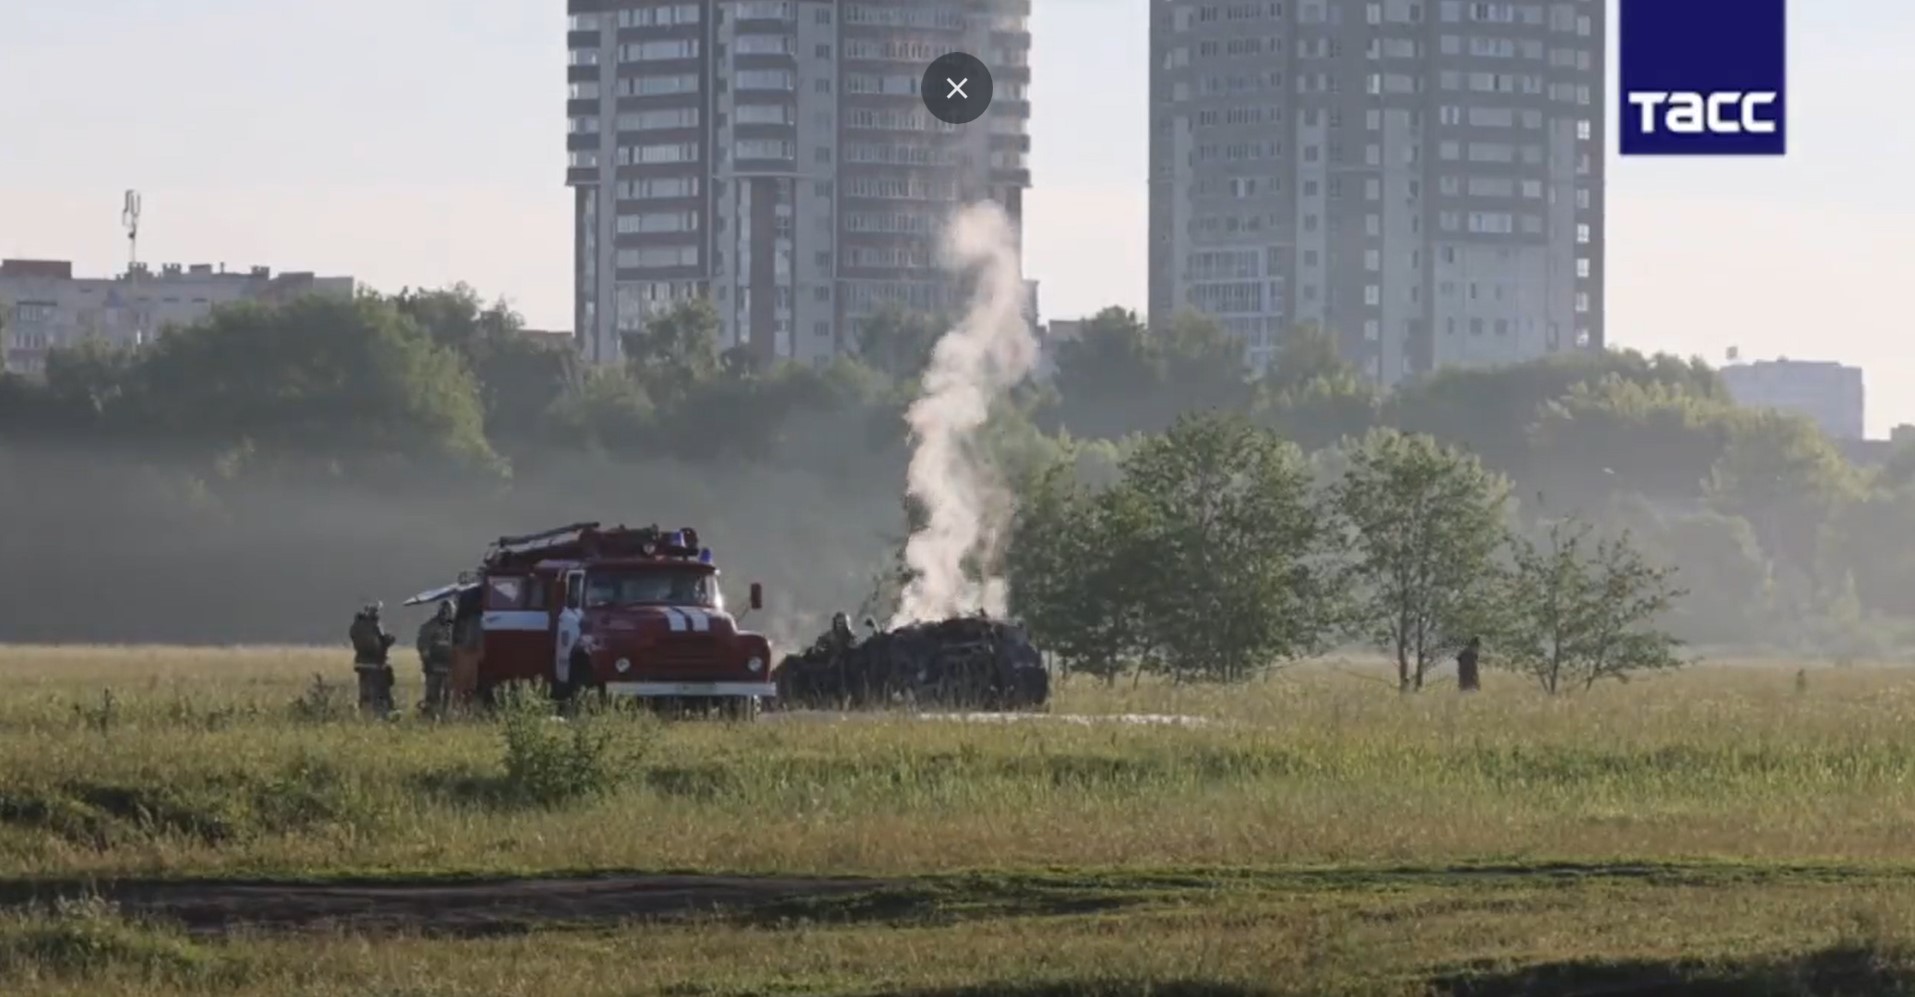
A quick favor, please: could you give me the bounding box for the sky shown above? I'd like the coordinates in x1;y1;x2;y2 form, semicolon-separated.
3;1;1912;434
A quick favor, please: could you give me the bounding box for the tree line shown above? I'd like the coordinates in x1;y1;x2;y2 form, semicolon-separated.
1005;413;1685;693
2;284;1911;657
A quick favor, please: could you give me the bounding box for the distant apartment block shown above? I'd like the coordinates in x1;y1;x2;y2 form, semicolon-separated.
1719;359;1866;441
0;259;357;376
1149;0;1605;385
564;0;1034;368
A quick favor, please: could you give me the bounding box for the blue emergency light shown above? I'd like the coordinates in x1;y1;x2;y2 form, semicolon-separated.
698;548;714;564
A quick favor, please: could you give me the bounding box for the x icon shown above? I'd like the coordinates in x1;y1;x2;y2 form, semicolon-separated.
946;77;969;100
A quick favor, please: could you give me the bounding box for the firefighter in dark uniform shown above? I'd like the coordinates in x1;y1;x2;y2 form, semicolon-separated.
1457;636;1482;693
415;601;456;717
825;611;858;699
349;602;398;717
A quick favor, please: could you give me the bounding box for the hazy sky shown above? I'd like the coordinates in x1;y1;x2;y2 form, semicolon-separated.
4;1;1911;434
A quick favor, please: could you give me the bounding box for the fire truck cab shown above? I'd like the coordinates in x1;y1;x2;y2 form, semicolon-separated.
405;522;775;717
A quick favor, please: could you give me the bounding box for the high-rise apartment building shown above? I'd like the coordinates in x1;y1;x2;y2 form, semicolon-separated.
1149;0;1604;384
565;0;1033;367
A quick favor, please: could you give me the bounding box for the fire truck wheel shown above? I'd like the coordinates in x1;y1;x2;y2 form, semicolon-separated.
722;697;760;723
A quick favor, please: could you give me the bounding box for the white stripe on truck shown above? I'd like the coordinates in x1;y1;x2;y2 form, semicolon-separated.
481;610;549;632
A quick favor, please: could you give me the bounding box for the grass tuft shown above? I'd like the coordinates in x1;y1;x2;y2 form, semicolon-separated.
0;894;221;984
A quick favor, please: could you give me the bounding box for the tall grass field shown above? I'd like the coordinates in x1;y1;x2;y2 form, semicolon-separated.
2;645;1914;995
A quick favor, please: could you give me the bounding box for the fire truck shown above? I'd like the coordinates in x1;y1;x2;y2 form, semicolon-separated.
404;522;774;719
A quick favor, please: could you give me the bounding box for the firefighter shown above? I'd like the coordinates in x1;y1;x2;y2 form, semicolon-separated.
828;611;855;648
349;602;398;717
448;586;482;704
415;601;456;717
824;611;857;701
1457;636;1482;693
554;583;584;705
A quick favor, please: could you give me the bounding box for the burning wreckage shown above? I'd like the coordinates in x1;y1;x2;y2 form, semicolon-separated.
774;612;1051;712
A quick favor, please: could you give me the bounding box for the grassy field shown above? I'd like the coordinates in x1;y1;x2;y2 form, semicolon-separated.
4;645;1915;994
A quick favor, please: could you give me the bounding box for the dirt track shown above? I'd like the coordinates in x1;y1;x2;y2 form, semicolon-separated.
0;873;895;937
8;861;1893;940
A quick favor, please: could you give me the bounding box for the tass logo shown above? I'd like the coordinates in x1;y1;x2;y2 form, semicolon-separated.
1620;0;1787;156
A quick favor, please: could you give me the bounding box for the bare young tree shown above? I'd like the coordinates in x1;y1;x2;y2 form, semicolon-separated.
1501;516;1689;693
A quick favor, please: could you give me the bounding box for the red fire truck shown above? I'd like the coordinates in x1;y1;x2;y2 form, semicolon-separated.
405;522;774;718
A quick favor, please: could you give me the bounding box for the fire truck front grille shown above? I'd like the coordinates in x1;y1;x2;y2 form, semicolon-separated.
643;638;729;676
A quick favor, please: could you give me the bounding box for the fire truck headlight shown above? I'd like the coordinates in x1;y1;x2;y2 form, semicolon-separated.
615;658;632;674
747;657;764;673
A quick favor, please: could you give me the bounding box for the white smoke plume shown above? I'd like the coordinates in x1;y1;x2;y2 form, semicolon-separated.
889;200;1039;627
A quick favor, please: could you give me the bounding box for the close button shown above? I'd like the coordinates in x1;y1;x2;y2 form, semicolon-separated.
921;52;994;125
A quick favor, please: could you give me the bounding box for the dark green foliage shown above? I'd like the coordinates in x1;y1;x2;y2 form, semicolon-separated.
0;281;1899;657
1044;307;1252;440
1324;429;1513;691
130;294;496;473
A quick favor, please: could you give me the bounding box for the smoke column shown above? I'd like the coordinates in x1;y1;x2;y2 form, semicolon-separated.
890;200;1039;627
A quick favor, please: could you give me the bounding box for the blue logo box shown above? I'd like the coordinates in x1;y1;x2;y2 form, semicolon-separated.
1619;0;1787;156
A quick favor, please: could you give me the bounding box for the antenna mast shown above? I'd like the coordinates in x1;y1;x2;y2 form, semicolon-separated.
121;190;146;346
121;190;142;272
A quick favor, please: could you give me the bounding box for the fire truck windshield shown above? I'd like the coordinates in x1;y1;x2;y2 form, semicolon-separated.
583;567;715;608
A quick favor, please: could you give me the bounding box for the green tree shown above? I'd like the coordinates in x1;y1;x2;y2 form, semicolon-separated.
391;283;520;354
1048;307;1252;440
542;365;656;455
390;285;577;444
622;296;720;389
1527;376;1738;504
1254;324;1381;452
1155;309;1253;415
128;294;496;472
1259;322;1353;395
1500;517;1688;693
468;331;577;445
40;338;141;431
1819;486;1915;619
1003;453;1149;681
1049;306;1159;439
1603;495;1773;646
1328;428;1511;692
854;304;947;384
1115;412;1334;682
1388;348;1728;477
1706;408;1859;585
